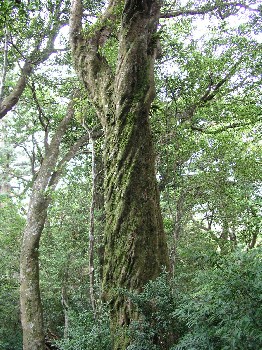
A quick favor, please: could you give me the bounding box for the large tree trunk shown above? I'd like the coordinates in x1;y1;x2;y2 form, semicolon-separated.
70;0;169;345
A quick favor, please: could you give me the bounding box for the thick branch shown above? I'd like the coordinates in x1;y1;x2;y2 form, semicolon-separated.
199;76;229;103
69;0;84;50
199;61;241;105
0;62;33;119
70;0;116;123
29;100;75;204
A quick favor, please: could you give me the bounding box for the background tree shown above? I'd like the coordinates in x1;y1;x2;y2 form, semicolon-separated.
0;0;71;119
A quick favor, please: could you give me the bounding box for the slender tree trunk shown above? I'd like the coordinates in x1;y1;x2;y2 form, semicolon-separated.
88;136;106;315
19;100;90;349
70;2;169;346
89;136;97;315
0;152;11;196
61;272;69;339
20;193;48;350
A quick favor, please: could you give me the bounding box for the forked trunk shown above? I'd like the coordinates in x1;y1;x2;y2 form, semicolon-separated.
70;1;169;346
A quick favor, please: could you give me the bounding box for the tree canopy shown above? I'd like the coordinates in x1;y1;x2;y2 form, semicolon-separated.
0;0;261;349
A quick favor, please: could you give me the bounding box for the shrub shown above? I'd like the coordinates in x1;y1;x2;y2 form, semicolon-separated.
173;247;262;350
57;307;112;350
127;272;181;350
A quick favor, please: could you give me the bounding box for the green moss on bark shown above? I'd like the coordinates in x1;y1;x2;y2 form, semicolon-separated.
70;1;168;348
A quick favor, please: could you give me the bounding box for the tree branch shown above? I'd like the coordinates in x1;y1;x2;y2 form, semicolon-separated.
29;82;50;153
20;144;37;177
0;62;33;119
31;97;76;198
160;2;260;18
0;16;65;120
48;124;103;190
0;27;9;105
191;116;262;134
70;0;116;122
180;60;242;122
69;0;84;48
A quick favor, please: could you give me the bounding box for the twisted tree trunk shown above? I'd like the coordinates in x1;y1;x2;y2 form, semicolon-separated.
70;1;169;346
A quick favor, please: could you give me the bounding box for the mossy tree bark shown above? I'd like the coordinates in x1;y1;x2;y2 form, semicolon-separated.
70;0;169;343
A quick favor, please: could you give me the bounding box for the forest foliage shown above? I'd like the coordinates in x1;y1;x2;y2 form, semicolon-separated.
0;0;261;349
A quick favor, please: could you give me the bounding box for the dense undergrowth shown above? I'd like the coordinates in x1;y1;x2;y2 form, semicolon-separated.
55;247;262;350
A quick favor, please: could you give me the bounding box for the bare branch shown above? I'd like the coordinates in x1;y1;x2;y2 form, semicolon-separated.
20;143;37;177
29;82;48;129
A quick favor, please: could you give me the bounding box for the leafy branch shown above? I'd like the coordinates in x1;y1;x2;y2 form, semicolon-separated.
0;3;68;120
161;1;260;19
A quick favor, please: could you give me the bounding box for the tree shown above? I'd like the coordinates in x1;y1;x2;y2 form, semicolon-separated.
69;0;262;347
0;0;71;119
19;94;100;349
69;1;170;346
150;0;262;266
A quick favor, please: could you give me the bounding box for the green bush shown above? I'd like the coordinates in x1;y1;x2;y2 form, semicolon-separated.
57;307;112;350
0;196;24;350
125;248;262;350
127;272;181;350
173;247;262;350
